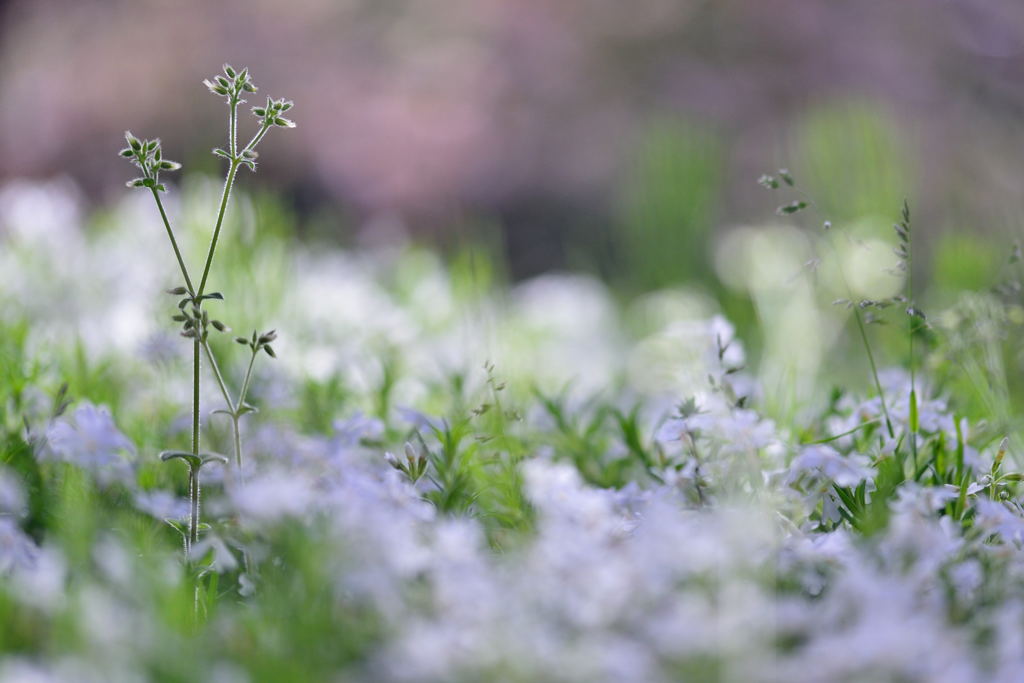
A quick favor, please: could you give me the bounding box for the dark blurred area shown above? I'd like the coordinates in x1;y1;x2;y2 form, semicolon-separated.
2;0;1024;283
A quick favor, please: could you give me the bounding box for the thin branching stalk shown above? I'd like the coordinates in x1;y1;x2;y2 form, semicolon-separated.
120;64;293;567
152;189;195;296
760;171;896;440
821;223;896;440
198;159;239;297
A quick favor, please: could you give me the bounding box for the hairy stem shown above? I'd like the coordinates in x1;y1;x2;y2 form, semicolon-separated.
188;465;200;550
151;189;195;296
202;340;234;410
824;231;895;439
238;349;258;407
229;98;238;158
244;123;271;154
851;307;895;439
906;206;918;466
197;160;240;297
193;340;201;455
232;416;243;469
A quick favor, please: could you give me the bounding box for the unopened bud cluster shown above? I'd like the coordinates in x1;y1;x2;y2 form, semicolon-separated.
235;329;278;359
169;289;230;342
252;97;295;130
386;443;429;483
120;132;181;192
203;63;257;100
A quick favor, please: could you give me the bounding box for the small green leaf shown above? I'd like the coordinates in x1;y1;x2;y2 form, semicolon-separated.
237;402;259;415
160;450;201;468
164;519;188;538
909;390;919;433
200;452;229;467
777;200;808;215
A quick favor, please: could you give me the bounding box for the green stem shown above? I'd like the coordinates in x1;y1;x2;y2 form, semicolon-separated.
824;230;895;439
229;98;238;158
197;160;240;297
196;121;272;297
188;465;200;549
193;340;201;455
151;189;195;296
906;208;918;466
232;416;243;469
201;340;235;411
852;307;895;439
243;124;271;154
201;340;246;468
238;350;258;407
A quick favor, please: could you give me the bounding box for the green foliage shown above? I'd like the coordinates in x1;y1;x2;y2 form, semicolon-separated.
616;119;722;290
795;101;911;221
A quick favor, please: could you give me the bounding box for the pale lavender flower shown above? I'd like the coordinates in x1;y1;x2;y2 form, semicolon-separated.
0;467;26;517
0;518;38;573
132;490;189;522
230;468;316;525
973;499;1024;544
332;411;384;449
189;535;239;573
43;404;135;486
788;444;875;488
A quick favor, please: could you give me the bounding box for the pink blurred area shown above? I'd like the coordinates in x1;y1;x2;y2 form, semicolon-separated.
2;0;1024;226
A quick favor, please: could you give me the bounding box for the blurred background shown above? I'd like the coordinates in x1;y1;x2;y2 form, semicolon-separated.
2;0;1024;366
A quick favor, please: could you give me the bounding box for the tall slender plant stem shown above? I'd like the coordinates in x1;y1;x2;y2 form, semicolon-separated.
198;160;239;297
852;307;895;439
193;340;201;456
229;97;238;158
152;189;195;296
230;350;260;468
905;205;919;469
825;232;896;439
197;118;272;298
202;341;234;409
201;338;260;468
188;464;200;548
